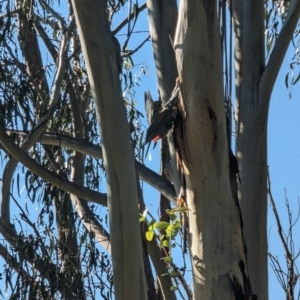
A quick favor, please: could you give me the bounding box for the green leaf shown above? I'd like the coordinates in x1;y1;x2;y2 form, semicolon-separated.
170;286;178;291
133;4;138;18
145;230;154;241
285;73;289;89
139;217;146;222
162;240;169;248
154;221;169;230
49;210;54;227
166;225;173;238
17;173;20;197
173;221;182;230
169;214;177;221
170;270;179;277
166;224;179;238
149;219;156;226
167;206;191;214
161;256;173;263
292;72;300;85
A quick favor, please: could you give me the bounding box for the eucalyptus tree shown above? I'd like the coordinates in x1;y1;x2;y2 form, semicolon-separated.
0;0;299;299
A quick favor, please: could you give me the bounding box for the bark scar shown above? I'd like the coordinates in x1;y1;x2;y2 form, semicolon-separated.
231;261;258;300
206;105;218;154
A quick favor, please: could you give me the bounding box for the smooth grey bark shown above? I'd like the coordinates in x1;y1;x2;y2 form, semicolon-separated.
232;1;267;298
174;1;246;298
3;130;177;205
146;0;178;104
71;1;147;299
233;0;300;298
146;0;181;198
69;34;111;254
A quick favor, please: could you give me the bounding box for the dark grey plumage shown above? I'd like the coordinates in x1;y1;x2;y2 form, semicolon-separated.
145;85;179;143
144;91;162;126
145;105;177;143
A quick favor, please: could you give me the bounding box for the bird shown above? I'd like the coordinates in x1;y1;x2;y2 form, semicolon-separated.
145;84;180;143
145;105;177;143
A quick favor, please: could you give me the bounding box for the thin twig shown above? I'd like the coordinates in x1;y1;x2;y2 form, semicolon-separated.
112;3;147;35
267;169;290;256
122;35;150;57
268;169;300;300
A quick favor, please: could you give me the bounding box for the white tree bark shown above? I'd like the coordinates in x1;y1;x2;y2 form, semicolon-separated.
232;1;267;298
174;1;246;298
233;0;300;298
71;1;147;299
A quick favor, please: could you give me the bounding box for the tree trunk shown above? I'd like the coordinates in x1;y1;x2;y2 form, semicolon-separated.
174;1;247;298
233;1;300;298
232;1;267;298
71;1;147;299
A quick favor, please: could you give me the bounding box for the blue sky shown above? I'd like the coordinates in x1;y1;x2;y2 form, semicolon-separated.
267;45;300;299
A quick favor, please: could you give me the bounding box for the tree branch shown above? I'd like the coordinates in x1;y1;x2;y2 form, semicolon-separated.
122;35;151;57
260;0;300;104
0;128;107;206
267;173;290;256
6;130;177;203
112;3;147;35
137;161;176;204
45;133;176;203
71;194;111;252
72;0;148;297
